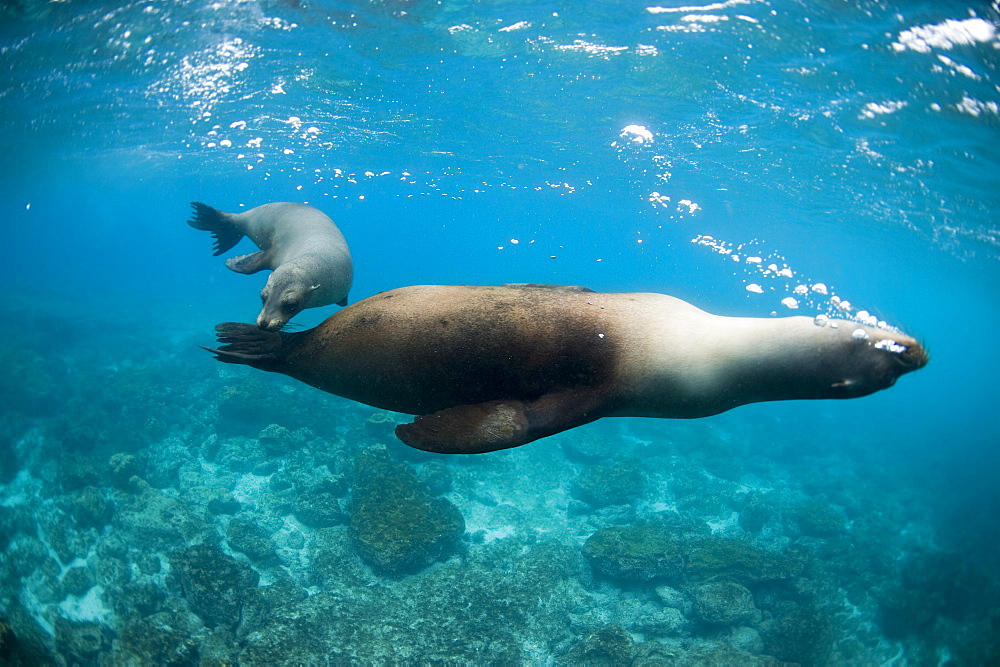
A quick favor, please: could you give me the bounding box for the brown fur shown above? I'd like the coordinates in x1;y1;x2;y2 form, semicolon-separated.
205;284;927;454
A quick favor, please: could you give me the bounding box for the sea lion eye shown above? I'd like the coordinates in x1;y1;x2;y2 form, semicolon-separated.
283;301;300;313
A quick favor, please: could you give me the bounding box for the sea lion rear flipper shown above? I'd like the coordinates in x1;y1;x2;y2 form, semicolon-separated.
226;250;271;274
395;389;602;454
201;322;290;371
188;202;245;256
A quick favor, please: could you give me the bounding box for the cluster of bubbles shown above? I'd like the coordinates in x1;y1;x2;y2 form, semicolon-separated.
691;234;900;333
613;125;703;219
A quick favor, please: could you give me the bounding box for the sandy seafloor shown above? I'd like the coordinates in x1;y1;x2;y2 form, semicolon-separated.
2;0;1000;664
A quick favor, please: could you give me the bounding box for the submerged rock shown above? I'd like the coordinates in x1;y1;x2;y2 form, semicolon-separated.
227;518;280;566
738;498;772;534
107;453;142;489
584;516;806;586
293;479;347;528
418;460;453;496
685;537;808;584
257;423;294;454
348;446;465;575
582;515;708;582
115;611;203;665
760;603;835;665
556;624;636;665
243;537;584;663
673;644;783;666
69;486;111;528
691;581;759;626
560;436;619;463
169;543;259;630
61;565;95;597
113;482;210;549
790;500;846;537
53;617;109;664
572;458;646;508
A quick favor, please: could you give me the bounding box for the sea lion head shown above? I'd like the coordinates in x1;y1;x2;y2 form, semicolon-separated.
819;322;928;399
257;268;320;331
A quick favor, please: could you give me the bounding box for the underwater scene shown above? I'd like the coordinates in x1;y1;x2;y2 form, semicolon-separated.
1;0;999;664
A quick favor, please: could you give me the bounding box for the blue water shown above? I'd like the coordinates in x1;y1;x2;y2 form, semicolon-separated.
2;0;999;662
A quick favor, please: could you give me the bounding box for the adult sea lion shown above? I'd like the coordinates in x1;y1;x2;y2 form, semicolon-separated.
203;284;928;454
188;201;353;331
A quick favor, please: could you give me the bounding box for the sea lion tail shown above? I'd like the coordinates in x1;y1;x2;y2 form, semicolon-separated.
202;322;289;370
188;202;245;256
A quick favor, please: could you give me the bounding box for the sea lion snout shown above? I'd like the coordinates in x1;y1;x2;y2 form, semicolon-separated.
896;339;929;371
257;300;301;331
864;333;929;393
257;313;286;331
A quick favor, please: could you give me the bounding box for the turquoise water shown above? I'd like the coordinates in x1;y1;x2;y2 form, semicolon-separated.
2;0;999;662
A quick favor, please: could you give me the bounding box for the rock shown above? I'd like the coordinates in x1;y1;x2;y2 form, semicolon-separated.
349;446;465;575
70;486;110;528
7;535;48;578
113;485;209;550
556;624;636;665
213;437;264;474
655;585;692;615
724;625;766;654
169;544;259;630
633;607;687;636
258;423;295;455
53;617;109;663
59;461;100;492
144;441;192;489
572;458;646;508
227;518;279;566
691;581;758;626
582;515;708;582
113;581;165;618
107;453;142;489
685;537;808;584
632;639;684;665
0;506;33;551
418;460;453;496
739;498;771;533
239;537;582;663
0;602;56;664
217;380;279;435
258;572;308;609
560;436;618;463
41;516;94;565
115;611;201;664
61;566;95;597
293;482;347;528
207;492;242;515
24;558;61;604
761;603;834;665
677;644;782;666
790;500;845;537
0;618;13;661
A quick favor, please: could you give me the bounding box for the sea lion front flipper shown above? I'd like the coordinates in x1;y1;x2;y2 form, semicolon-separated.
226;250;272;274
396;389;602;455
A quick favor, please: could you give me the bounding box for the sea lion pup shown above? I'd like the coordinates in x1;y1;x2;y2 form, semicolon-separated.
203;284;928;454
188;201;353;331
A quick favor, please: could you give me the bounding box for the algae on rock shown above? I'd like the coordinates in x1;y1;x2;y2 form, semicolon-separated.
348;446;465;575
